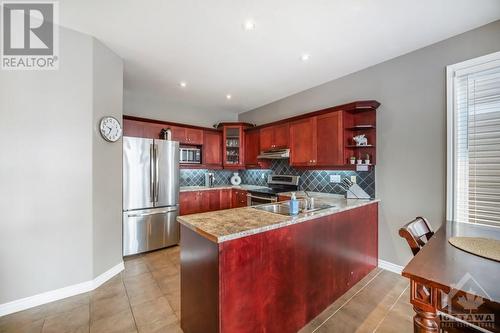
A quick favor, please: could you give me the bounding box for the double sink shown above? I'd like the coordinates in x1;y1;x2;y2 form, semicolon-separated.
253;201;335;216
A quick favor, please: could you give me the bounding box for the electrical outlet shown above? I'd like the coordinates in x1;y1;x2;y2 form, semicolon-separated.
350;176;357;184
261;173;266;179
329;175;341;183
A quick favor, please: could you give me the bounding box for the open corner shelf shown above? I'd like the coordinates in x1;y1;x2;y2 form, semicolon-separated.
345;125;376;130
345;145;375;148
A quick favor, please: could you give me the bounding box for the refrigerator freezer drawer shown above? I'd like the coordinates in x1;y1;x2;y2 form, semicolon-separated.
123;206;179;256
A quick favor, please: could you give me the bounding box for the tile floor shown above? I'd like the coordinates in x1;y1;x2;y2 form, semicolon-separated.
0;246;413;333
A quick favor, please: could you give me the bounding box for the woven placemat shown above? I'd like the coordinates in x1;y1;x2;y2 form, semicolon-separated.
449;237;500;262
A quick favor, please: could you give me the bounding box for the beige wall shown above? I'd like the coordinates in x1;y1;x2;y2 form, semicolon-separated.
0;27;123;305
92;40;124;278
239;20;500;266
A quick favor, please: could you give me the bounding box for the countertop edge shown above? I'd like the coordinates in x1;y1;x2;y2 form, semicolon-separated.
180;184;268;192
178;199;380;244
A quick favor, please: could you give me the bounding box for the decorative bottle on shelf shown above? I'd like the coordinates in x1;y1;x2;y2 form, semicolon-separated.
230;172;242;186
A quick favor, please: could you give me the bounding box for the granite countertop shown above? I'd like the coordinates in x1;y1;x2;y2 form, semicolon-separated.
277;191;347;199
177;195;380;243
180;184;268;192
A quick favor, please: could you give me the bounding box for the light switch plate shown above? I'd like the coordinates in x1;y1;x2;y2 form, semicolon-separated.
350;176;357;184
329;175;341;183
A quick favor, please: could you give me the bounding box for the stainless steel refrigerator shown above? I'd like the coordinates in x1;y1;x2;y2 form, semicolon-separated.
123;136;180;256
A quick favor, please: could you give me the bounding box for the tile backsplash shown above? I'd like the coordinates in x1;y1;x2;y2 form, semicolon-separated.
180;159;375;198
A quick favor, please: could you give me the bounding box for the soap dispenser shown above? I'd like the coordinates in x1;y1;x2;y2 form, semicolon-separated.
289;192;299;215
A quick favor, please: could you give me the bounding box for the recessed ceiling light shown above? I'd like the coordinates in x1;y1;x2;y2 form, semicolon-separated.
243;20;256;31
226;94;232;100
301;54;310;62
179;81;187;88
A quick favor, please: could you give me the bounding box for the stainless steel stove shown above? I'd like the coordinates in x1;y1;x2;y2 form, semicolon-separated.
247;175;300;206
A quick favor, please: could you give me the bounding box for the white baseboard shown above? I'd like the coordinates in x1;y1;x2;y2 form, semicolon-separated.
378;259;404;274
0;262;124;317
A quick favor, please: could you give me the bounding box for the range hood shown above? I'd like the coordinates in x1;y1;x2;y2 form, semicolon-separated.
257;148;290;159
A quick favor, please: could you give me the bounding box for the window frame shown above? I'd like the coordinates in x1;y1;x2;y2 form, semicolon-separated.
446;50;500;225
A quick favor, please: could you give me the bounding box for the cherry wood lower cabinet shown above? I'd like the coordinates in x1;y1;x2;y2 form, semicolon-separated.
179;191;200;216
180;190;222;215
180;203;378;333
231;189;248;208
219;189;232;210
277;194;290;202
179;188;247;215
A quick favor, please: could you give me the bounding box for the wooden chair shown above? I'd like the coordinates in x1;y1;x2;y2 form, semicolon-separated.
399;217;434;256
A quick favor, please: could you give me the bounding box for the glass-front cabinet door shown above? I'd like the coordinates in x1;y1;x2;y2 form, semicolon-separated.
218;123;253;169
225;126;241;166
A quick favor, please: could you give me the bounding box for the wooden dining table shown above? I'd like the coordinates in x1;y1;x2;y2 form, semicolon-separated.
402;221;500;333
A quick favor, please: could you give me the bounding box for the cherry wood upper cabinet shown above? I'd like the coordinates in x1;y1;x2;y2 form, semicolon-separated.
185;128;204;145
245;129;260;168
289;117;317;167
172;127;203;145
123;117;203;145
218;123;253;169
223;125;244;168
272;123;289;149
259;123;289;151
169;126;187;142
203;131;222;168
123;119;165;139
259;127;274;151
123;118;146;137
316;112;344;166
290;111;346;167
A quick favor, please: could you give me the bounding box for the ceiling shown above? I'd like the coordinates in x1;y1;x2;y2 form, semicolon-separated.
60;0;500;116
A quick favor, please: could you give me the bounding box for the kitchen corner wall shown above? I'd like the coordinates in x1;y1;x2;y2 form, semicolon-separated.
92;40;124;279
0;26;123;307
238;20;500;267
180;160;375;198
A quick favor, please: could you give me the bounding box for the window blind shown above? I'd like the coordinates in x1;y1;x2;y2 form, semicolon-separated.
453;63;500;226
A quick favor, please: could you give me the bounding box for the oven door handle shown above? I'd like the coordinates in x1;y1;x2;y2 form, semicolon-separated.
246;193;278;202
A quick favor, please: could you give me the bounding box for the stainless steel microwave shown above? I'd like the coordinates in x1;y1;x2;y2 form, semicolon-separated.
180;147;201;164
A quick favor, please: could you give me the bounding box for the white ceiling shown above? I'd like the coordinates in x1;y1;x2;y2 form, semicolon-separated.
60;0;500;116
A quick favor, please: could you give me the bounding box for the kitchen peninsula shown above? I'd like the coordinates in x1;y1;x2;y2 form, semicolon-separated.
178;194;379;333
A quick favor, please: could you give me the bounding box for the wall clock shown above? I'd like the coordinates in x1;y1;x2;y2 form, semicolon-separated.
99;116;122;142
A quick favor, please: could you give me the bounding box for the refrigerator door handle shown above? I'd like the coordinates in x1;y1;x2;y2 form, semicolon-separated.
150;144;155;203
127;208;178;218
154;144;159;203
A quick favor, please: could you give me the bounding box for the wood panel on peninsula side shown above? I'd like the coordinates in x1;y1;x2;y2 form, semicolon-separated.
180;201;379;333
